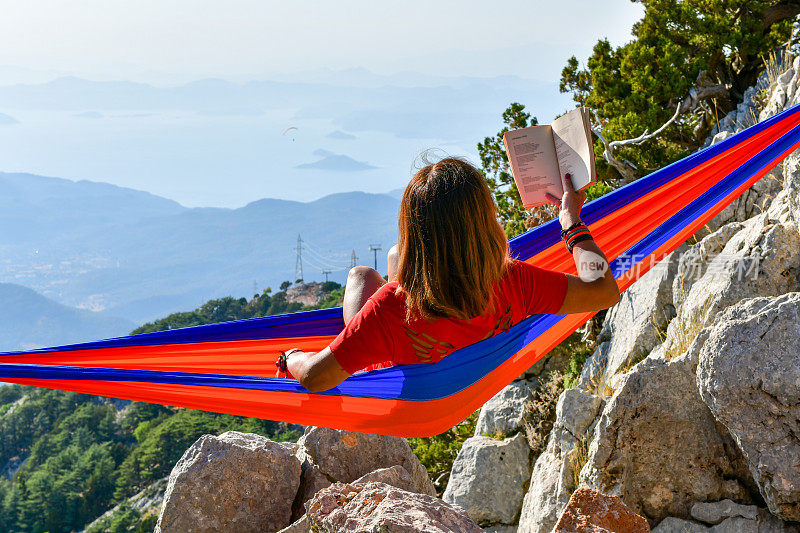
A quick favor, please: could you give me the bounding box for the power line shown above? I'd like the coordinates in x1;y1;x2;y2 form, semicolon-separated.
350;249;358;268
321;269;332;283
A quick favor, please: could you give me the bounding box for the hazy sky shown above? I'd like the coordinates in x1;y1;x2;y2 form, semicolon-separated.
0;1;645;208
0;1;642;83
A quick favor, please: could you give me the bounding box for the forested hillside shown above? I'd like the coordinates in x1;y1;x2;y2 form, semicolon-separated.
0;281;343;533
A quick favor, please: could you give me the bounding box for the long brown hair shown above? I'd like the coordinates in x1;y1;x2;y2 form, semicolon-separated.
396;157;510;321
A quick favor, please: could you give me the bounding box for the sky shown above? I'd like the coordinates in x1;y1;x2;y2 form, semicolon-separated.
0;1;642;82
0;1;644;207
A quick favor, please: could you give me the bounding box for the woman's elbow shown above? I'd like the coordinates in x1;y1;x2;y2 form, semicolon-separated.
602;282;621;309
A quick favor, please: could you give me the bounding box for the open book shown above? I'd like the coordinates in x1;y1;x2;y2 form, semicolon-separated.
502;106;596;208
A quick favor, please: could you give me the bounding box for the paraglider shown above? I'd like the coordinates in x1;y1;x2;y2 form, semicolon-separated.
282;126;298;141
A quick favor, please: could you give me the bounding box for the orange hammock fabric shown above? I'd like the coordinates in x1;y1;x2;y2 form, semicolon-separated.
1;103;799;437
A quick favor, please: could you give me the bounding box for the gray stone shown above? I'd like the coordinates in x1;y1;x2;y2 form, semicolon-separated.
556;388;602;439
297;426;435;496
517;389;602;533
653;509;799;533
691;500;758;525
696;293;800;521
579;356;753;524
653;517;710;533
475;380;533;437
482;526;518;533
155;431;301;533
661;211;800;362
352;465;427;494
306;481;482;532
443;433;531;525
578;247;684;388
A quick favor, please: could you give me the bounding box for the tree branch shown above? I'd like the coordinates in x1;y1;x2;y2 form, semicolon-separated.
591;71;730;184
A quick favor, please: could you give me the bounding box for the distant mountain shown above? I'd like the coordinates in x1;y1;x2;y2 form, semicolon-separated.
0;172;399;323
0;283;134;351
296;154;377;171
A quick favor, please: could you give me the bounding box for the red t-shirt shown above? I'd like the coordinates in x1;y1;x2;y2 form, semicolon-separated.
328;258;569;375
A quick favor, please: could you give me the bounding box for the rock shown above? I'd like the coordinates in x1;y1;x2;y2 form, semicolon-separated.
155;431;301;533
352;465;426;494
553;488;650;533
696;293;800;521
652;517;709;533
482;526;518;532
518;389;602;533
305;481;482;532
661;211;800;361
690;500;758;525
676;223;745;304
475;380;533;437
278;515;309;533
578;248;684;388
653;508;799;533
443;433;531;525
781;151;800;230
296;426;435;496
579;356;753;524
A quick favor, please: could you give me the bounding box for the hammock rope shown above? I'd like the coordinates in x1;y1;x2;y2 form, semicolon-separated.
2;103;800;437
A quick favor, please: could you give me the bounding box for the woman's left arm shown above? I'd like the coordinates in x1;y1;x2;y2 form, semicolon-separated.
286;347;350;392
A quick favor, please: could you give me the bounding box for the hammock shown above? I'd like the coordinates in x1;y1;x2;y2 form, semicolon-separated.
1;103;799;438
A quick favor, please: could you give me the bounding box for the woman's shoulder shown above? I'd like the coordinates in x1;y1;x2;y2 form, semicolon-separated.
367;281;404;306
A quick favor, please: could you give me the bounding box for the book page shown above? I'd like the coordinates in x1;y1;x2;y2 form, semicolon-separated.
551;107;595;191
502;125;561;208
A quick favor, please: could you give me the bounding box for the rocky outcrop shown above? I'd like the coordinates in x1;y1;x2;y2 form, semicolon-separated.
696;293;800;521
579;247;684;388
474;380;532;437
293;426;435;515
155;431;301;533
517;389;602;533
578;355;753;524
443;433;530;525
304;481;482;532
553;488;650;533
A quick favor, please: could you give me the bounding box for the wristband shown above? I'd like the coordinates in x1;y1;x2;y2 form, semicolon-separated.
560;221;585;239
276;348;303;375
566;233;594;253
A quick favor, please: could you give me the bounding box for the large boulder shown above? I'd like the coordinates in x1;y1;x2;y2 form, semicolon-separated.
660;210;800;361
293;426;435;512
579;355;754;524
553;488;650;533
442;433;531;525
696;293;800;521
517;389;602;533
474;380;533;437
155;431;301;533
305;481;482;532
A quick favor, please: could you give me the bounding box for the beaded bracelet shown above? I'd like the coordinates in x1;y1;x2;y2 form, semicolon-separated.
560;220;585;239
562;223;593;253
276;348;303;374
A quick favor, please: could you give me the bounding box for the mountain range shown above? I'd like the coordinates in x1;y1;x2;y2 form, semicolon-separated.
0;171;401;323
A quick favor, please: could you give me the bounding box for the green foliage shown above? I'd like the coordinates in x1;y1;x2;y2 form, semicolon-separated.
407;411;479;496
561;0;795;181
133;281;343;334
563;348;591;390
477;103;542;237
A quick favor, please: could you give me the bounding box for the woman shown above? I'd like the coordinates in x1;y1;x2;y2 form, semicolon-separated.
280;158;620;392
